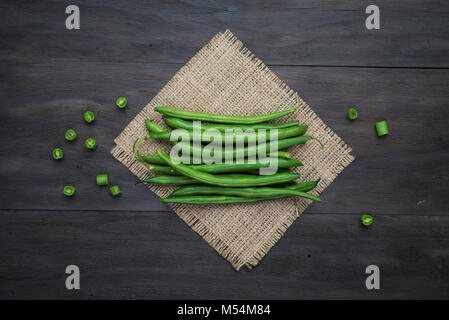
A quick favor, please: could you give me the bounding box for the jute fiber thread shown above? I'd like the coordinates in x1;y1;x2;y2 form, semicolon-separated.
111;30;354;270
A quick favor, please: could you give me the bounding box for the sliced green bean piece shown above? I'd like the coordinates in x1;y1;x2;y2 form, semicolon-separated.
64;185;76;196
173;136;310;161
361;214;373;226
347;108;358;120
85;138;98;149
52;147;63;160
375;120;389;136
109;185;121;196
96;174;109;186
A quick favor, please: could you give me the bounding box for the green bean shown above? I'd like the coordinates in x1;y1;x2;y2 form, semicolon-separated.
148;158;302;175
138;155;167;165
155;107;295;124
169;185;321;202
65;129;77;141
145;120;166;133
163;117;301;132
154;94;301;124
172;136;309;161
170;179;320;196
347;108;358;120
52;147;64;160
161;195;290;205
137;175;198;185
148;125;307;143
156;149;299;187
286;179;320;192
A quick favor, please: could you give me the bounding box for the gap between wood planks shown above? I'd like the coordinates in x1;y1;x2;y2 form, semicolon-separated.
0;208;443;216
1;58;448;70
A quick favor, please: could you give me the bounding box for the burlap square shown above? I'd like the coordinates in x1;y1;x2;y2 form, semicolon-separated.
111;30;354;270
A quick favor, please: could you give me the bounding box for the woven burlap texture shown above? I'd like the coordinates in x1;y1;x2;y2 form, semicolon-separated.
111;29;354;270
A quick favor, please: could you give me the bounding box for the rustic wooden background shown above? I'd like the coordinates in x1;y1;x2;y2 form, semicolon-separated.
1;0;448;299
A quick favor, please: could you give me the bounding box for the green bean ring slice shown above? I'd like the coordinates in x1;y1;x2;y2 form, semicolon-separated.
52;147;64;160
84;111;95;123
347;108;358;120
116;97;127;109
65;129;77;141
85;138;98;149
64;185;76;196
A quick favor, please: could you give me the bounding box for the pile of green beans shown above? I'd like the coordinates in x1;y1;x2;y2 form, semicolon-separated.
135;98;322;205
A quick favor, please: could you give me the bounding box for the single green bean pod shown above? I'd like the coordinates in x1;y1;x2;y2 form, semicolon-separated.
96;174;109;186
161;195;288;205
154;93;301;124
116;97;127;109
163;117;301;132
361;214;373;226
347;108;358;120
52;147;63;160
156;149;299;187
65;129;77;141
85;138;98;149
137;175;198;185
64;185;76;197
375;120;389;136
147;125;308;143
109;185;121;196
84;111;95;123
170;185;322;202
145;120;166;133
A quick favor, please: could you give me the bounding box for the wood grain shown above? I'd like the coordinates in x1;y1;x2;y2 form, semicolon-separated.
1;0;448;67
0;62;448;214
1;210;448;299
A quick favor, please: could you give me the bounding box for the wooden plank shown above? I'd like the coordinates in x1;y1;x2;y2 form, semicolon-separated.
1;0;448;67
0;210;448;299
1;61;448;214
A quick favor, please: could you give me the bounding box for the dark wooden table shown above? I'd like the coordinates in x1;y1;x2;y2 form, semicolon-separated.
1;0;448;299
